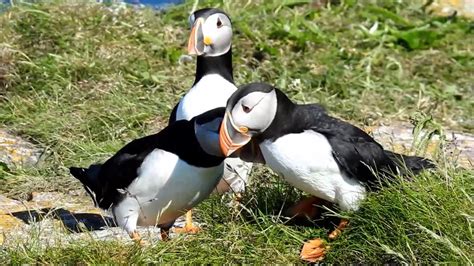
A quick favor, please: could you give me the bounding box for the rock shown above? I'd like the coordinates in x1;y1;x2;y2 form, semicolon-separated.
0;129;44;169
0;191;194;248
0;195;23;214
0;195;25;245
178;54;193;65
426;0;474;19
365;122;473;168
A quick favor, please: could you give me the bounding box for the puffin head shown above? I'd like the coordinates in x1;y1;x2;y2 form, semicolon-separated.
219;83;278;157
187;8;232;57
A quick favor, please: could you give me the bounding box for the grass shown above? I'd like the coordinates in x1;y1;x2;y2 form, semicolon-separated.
0;0;473;263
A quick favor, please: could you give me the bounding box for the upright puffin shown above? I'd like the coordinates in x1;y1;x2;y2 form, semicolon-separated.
218;82;435;262
70;108;227;243
169;8;252;233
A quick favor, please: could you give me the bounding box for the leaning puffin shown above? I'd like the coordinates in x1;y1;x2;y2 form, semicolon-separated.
169;8;252;232
218;82;435;262
70;108;227;243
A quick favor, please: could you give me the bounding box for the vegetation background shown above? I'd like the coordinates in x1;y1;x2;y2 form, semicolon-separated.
0;0;472;263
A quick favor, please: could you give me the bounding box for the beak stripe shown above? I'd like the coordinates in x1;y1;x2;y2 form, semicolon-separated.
187;18;204;55
187;24;197;55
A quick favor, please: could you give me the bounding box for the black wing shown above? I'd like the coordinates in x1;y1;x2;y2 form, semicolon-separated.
312;115;395;184
96;133;162;208
300;103;327;114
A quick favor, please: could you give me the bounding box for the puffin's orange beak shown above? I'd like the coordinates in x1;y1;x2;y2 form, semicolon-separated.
219;112;251;157
187;18;204;55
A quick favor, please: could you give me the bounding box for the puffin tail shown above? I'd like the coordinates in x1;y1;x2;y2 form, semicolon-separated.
384;151;435;175
69;164;102;206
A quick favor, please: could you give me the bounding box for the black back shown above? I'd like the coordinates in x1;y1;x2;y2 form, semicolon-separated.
93;108;225;209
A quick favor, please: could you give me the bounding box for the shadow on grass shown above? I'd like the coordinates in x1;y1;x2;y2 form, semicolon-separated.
10;208;116;233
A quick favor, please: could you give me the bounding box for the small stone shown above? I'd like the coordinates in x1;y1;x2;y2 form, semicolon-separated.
0;129;44;169
426;0;474;19
178;54;193;65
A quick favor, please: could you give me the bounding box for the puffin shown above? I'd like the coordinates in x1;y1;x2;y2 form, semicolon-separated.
168;8;252;233
218;82;435;262
70;107;227;244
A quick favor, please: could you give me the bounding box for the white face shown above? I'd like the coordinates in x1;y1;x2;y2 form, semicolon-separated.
188;13;232;57
229;90;278;135
202;13;232;56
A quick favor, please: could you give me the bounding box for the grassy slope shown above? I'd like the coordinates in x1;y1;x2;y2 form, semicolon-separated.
0;0;473;263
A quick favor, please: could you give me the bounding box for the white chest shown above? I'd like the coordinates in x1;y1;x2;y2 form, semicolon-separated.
126;149;223;224
259;131;366;211
176;74;236;121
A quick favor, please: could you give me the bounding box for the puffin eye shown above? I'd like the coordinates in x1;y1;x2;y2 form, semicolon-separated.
217;18;223;28
242;104;251;113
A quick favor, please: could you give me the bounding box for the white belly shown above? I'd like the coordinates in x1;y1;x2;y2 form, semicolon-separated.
120;149;223;226
176;74;236;121
259;130;366;211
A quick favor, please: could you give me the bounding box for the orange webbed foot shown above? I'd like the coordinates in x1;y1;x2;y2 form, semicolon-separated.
300;218;349;262
174;224;200;234
174;210;200;234
130;231;147;246
328;218;349;240
300;238;329;263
